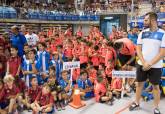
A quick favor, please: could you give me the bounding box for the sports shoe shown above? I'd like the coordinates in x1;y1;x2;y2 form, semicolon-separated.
154;108;161;114
129;102;140;111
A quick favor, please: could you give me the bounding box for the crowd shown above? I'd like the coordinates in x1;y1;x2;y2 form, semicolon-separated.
0;14;165;114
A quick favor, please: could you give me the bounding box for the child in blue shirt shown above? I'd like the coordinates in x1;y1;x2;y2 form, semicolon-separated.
77;71;94;99
22;49;40;87
59;70;72;104
50;51;63;81
37;42;50;84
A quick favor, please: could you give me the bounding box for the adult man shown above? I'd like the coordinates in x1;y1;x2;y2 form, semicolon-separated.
25;26;39;47
10;26;27;57
129;12;165;114
113;38;136;70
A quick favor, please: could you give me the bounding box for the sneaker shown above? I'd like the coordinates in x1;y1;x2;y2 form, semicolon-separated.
154;108;161;114
60;102;65;110
129;102;140;111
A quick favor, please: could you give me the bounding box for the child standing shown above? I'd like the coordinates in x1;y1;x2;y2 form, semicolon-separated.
22;49;40;87
59;70;73;104
37;42;50;84
6;46;21;77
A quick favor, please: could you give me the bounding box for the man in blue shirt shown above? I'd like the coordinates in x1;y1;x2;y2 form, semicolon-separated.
128;26;138;44
10;26;27;57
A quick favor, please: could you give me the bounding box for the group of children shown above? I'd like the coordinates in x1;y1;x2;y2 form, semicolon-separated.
0;25;165;114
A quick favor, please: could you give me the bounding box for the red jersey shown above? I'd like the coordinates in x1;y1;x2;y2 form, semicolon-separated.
36;92;54;106
99;47;108;64
94;82;107;102
55;38;63;46
64;46;73;58
72;46;81;58
76;31;83;37
88;69;97;83
115;38;135;56
105;48;116;67
91;50;100;66
27;86;42;103
111;78;122;90
79;45;89;64
16;78;26;93
8;56;21;77
105;66;113;77
4;84;20;99
72;68;80;81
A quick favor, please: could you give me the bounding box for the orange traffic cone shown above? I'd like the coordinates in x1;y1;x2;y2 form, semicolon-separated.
69;85;86;109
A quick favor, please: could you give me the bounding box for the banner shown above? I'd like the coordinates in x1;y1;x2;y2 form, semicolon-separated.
112;70;136;78
63;61;80;70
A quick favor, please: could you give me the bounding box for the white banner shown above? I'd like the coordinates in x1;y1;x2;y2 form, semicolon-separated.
112;70;136;78
63;61;80;70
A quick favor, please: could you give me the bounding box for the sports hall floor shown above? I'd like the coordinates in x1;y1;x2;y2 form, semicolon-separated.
23;95;165;114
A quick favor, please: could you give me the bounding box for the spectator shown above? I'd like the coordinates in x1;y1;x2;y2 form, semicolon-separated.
10;25;27;57
128;26;139;44
25;26;39;47
109;25;119;42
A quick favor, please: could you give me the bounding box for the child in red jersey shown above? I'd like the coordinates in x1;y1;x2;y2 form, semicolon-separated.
111;78;123;99
94;75;113;105
105;60;115;84
87;66;97;84
22;77;41;109
90;45;100;70
64;39;73;61
3;75;20;114
99;39;108;64
31;84;54;114
79;40;89;69
6;46;21;77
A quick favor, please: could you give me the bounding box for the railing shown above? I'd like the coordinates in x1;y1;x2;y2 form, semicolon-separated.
0;6;164;22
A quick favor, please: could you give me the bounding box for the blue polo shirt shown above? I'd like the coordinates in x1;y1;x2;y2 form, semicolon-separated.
10;32;27;57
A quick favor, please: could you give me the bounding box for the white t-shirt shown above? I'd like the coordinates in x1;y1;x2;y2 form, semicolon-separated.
25;33;39;46
137;28;165;68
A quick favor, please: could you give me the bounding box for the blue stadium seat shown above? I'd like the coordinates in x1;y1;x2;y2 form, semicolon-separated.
63;14;72;21
47;14;55;21
79;15;88;21
71;15;79;21
55;14;64;21
29;12;39;19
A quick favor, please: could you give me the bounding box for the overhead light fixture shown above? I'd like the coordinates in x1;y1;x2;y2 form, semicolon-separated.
104;17;114;20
